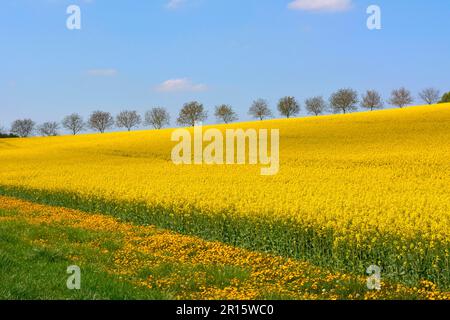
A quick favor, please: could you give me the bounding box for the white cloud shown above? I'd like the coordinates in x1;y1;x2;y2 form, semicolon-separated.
166;0;185;10
288;0;352;12
155;78;207;93
87;69;118;77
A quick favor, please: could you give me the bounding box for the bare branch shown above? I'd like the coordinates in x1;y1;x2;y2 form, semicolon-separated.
361;90;384;111
277;96;300;118
305;96;327;116
10;119;35;138
389;87;414;108
38;122;59;136
145;108;171;129
249;99;273;121
330;89;359;114
88;111;114;133
177;102;208;127
116;110;141;131
62;113;85;135
419;88;440;105
214;104;238;124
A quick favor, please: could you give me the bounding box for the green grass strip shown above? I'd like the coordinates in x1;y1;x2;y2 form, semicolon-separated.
0;184;449;290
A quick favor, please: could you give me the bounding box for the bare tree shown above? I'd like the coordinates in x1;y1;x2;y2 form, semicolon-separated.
305;96;327;116
62;113;85;135
88;111;114;133
214;104;238;124
361;90;384;111
330;89;358;114
145;107;171;129
10;119;35;137
277;96;300;118
249;99;273;120
389;87;414;108
38;122;59;136
419;88;440;105
177;101;208;127
116;110;141;131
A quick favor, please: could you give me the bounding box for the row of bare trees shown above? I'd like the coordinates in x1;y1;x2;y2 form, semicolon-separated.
6;109;170;137
62;109;172;135
3;87;449;137
248;87;445;119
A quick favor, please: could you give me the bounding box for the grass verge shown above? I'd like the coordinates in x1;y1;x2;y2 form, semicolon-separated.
2;195;448;300
0;185;449;292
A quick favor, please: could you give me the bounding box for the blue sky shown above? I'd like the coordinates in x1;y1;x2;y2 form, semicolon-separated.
1;0;449;129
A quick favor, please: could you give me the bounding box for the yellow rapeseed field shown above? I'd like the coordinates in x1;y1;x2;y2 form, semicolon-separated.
1;103;450;289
